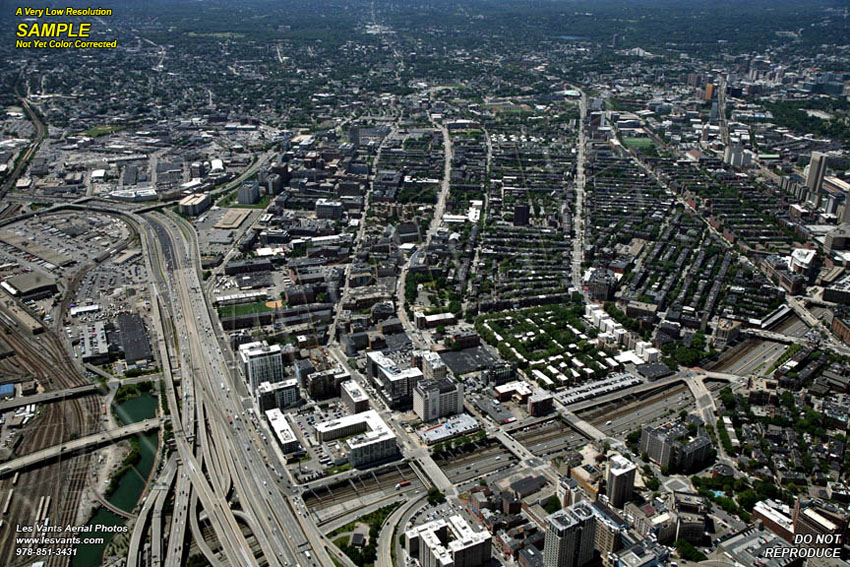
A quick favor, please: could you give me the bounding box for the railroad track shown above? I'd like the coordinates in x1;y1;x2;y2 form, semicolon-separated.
578;383;689;425
303;464;420;510
0;323;101;567
514;422;584;456
434;443;516;481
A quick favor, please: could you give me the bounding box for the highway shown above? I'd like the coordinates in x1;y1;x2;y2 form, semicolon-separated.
0;89;46;200
571;89;587;289
127;455;177;567
376;493;427;567
138;209;334;567
151;459;178;567
716;338;787;376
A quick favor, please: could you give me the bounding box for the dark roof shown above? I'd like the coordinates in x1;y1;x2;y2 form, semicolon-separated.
225;258;273;271
636;363;674;381
417;378;458;395
117;313;152;365
518;545;544;567
510;475;547;497
439;346;497;375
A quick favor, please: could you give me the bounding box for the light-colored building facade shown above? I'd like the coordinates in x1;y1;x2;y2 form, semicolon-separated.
239;341;284;394
606;453;636;508
314;410;397;467
543;502;596;567
265;408;300;454
422;351;448;380
178;193;211;216
413;378;463;422
256;378;300;411
341;379;369;413
405;515;491;567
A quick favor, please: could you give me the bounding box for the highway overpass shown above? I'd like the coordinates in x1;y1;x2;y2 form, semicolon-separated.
0;384;100;412
0;418;164;476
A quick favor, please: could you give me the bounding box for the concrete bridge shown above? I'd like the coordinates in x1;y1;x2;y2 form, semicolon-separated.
0;418;164;476
742;328;805;344
0;384;100;412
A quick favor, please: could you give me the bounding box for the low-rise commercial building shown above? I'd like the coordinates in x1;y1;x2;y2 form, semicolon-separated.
415;311;457;329
265;408;299;454
418;413;480;445
341;379;369;413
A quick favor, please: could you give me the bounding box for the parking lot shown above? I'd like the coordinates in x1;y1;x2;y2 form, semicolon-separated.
289;399;357;479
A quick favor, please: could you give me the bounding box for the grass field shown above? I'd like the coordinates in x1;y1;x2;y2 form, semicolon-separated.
216;300;276;317
220;191;272;209
622;137;655;149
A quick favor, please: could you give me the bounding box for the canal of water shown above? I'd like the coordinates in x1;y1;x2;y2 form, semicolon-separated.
70;391;159;567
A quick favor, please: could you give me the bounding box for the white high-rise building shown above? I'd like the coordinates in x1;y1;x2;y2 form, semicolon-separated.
806;152;828;194
239;341;284;393
606;453;637;508
421;351;447;380
543;502;597;567
413;378;463;422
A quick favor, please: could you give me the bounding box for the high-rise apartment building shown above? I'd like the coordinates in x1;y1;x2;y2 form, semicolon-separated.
606;454;636;508
239;341;284;393
413;378;463;422
543;502;596;567
806;152;828;195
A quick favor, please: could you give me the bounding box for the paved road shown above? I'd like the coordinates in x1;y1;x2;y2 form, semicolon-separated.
571;89;587;289
144;211;333;567
0;418;163;475
395;113;453;347
0;384;99;412
742;328;805;344
0;91;46;200
127;455;176;567
376;494;427;567
143;215;268;567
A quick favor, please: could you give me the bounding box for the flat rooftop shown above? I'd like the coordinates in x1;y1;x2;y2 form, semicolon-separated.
4;271;57;295
342;379;367;401
215;208;252;229
265;408;298;450
315;409;396;446
0;231;73;267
